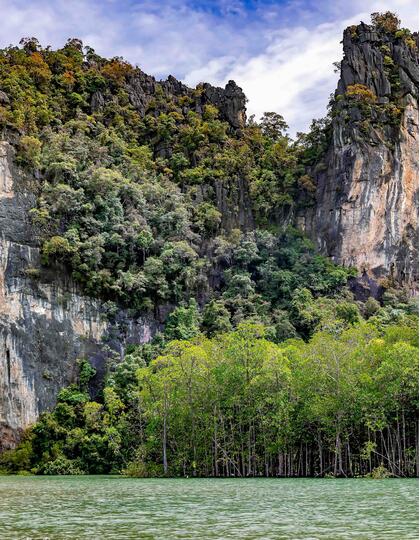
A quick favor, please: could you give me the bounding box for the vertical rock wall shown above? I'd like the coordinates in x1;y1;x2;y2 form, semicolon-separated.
300;23;418;290
0;22;418;446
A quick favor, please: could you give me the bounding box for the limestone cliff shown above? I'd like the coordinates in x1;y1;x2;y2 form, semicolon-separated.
0;142;159;449
96;71;247;131
0;71;249;448
0;20;418;447
299;22;419;293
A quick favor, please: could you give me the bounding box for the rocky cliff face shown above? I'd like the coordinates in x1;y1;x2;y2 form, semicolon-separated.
0;21;418;447
0;142;160;449
299;23;418;293
95;69;247;131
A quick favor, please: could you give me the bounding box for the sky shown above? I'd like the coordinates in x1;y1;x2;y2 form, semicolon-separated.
1;0;418;134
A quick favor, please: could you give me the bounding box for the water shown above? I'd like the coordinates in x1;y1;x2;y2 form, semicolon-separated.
0;476;417;539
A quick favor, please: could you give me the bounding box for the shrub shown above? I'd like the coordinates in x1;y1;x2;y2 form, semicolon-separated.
395;29;417;50
194;202;222;235
41;456;86;475
76;360;96;389
298;174;316;193
364;297;381;318
0;436;33;473
346;84;377;103
18;135;42;166
42;236;74;263
165;299;201;341
366;465;392;479
371;12;400;33
122;460;150;478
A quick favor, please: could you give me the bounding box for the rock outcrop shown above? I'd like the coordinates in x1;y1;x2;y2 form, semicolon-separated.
299;23;419;292
0;68;249;448
97;69;247;130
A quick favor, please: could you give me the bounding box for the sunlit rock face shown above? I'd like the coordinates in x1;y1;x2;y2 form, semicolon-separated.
0;142;159;449
0;21;418;446
299;23;418;293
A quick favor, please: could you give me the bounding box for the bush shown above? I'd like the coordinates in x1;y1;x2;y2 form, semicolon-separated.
371;12;400;33
346;84;377;103
41;456;86;475
165;299;201;341
57;385;89;405
18;135;42;166
122;460;150;478
42;236;74;263
366;465;392;479
365;297;381;318
78;359;96;388
0;436;33;473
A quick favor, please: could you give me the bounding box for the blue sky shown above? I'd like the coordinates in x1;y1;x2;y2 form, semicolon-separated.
1;0;418;134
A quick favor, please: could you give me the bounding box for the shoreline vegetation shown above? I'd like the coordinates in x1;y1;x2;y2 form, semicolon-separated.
2;316;418;479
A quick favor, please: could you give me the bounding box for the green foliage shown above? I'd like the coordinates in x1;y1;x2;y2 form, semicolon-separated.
57;385;89;405
164;299;201;341
17;135;42;166
394;28;417;50
259;111;289;140
202;299;232;336
364;297;381;318
78;359;96;388
5;315;417;477
193;202;222;235
371;12;400;33
0;435;34;474
0;39;336;320
42;236;74;263
366;465;392;479
0;36;417;479
40;456;86;475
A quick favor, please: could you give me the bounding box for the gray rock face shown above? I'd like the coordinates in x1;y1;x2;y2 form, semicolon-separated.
299;23;419;291
201;80;247;129
90;67;248;131
0;142;160;450
126;70;247;129
337;23;418;98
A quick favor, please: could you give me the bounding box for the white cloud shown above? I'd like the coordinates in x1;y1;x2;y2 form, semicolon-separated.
186;21;345;134
185;1;418;135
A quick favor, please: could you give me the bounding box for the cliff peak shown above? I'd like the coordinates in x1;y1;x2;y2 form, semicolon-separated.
299;12;419;294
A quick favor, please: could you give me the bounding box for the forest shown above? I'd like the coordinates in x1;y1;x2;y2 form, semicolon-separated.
1;300;418;478
0;12;418;477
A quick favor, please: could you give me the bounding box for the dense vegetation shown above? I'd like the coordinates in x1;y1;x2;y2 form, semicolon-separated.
0;32;344;335
0;12;414;334
1;302;418;478
0;12;418;477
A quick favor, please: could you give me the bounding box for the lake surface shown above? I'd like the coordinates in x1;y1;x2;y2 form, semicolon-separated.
0;476;418;539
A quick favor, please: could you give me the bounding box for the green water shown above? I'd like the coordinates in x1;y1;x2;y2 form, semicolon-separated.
0;476;418;539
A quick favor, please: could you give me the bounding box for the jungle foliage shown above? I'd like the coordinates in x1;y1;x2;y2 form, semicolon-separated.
1;305;418;478
0;37;337;335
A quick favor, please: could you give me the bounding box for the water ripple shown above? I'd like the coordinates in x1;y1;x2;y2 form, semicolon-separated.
0;476;418;539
